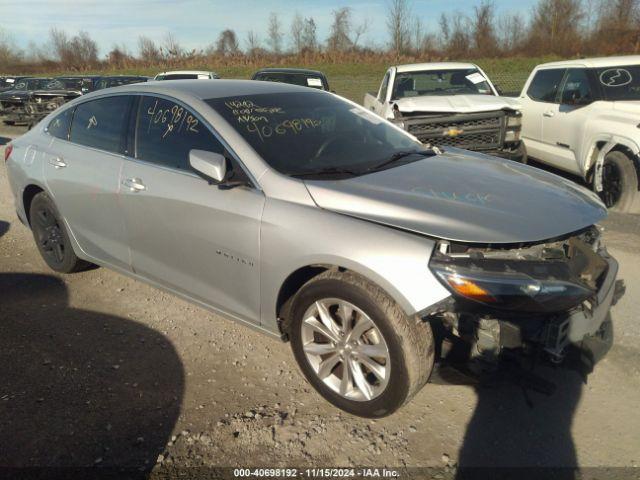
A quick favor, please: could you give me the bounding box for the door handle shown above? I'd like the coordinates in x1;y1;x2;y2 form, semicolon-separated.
122;177;146;192
543;110;555;117
48;157;67;169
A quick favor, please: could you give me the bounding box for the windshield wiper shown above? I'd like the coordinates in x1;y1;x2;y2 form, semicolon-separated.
367;148;437;173
289;167;362;179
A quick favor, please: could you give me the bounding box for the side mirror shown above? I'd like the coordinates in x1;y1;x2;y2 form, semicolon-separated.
189;149;226;183
496;87;504;96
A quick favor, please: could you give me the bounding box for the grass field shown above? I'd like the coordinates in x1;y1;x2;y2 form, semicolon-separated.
53;56;560;103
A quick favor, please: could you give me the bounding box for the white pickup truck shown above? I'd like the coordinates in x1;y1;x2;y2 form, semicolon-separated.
364;62;525;161
519;56;640;213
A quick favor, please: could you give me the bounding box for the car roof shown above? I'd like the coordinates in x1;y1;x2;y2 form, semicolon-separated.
537;55;640;69
253;68;325;76
85;79;323;101
395;62;478;73
101;75;146;79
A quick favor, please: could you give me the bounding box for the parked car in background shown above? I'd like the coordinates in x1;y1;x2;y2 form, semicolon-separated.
364;63;524;161
21;77;97;127
252;68;330;91
0;76;29;93
95;75;149;90
5;80;621;417
519;56;640;213
0;77;53;125
154;70;219;80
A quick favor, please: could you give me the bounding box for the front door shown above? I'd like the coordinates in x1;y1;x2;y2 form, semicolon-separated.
520;68;566;164
120;95;264;323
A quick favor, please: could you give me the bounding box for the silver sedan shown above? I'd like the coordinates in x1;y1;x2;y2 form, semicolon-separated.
4;80;620;416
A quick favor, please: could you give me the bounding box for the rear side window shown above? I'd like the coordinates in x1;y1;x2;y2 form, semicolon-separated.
527;69;566;103
135;96;224;170
70;96;132;153
47;108;73;140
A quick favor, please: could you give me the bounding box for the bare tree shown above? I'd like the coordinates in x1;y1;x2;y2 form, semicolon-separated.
49;29;98;69
245;30;261;55
497;12;525;54
444;13;471;58
301;17;318;51
387;0;412;57
138;36;162;63
163;32;183;58
216;29;240;56
267;12;283;54
352;17;370;49
526;0;584;55
291;13;304;53
591;0;640;53
472;1;499;56
327;7;353;52
0;28;22;68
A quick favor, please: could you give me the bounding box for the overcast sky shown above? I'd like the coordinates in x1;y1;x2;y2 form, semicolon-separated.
1;0;537;55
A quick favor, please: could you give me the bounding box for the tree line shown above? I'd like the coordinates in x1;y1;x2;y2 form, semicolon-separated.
0;0;639;72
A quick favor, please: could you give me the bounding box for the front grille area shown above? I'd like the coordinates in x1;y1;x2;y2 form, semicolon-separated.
404;111;505;151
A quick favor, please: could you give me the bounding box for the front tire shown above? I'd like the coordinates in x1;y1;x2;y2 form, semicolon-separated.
596;151;639;213
289;270;434;417
29;192;92;273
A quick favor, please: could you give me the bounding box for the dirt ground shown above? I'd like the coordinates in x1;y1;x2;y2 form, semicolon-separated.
1;123;639;478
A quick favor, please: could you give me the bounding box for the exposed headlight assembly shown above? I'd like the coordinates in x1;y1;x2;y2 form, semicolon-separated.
430;262;593;313
504;112;522;143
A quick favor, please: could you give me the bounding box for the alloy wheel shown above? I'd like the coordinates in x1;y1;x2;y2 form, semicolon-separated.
300;298;391;401
33;206;66;265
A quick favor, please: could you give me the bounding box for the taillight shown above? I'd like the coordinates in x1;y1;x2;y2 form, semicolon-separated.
4;143;13;163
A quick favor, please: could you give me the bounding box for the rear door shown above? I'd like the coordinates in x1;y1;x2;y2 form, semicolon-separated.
43;95;133;270
520;68;565;163
120;95;265;323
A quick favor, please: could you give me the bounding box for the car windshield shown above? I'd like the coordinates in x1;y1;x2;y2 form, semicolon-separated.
14;78;52;90
45;78;83;90
391;68;494;99
255;72;326;90
206;92;424;177
595;65;640;101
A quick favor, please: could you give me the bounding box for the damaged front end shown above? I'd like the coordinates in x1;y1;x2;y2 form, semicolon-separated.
425;226;624;373
393;108;525;162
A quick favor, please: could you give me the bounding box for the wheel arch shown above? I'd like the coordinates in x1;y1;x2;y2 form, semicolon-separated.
22;183;46;226
274;261;424;340
585;136;640;190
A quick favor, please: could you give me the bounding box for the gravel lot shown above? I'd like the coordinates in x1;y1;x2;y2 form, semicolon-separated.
1;123;639;477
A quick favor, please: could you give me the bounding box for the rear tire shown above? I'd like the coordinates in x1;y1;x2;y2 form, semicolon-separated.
289;269;434;417
596;151;639;213
29;192;92;273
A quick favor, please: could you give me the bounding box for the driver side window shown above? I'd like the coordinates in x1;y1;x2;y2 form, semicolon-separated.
135;96;224;171
560;69;593;104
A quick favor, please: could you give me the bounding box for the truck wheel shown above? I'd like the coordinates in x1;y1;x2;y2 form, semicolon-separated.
289;269;434;417
29;192;92;273
596;151;638;213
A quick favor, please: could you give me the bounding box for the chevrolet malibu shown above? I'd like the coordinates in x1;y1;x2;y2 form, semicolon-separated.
4;80;621;417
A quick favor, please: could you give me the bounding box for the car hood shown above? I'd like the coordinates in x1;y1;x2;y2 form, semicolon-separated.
304;149;606;244
393;94;521;114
